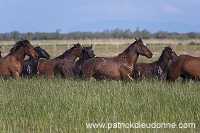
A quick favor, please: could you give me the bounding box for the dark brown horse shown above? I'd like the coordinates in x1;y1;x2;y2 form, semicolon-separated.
0;45;2;58
167;55;200;82
0;39;38;77
54;45;96;78
81;38;153;81
37;43;84;76
133;46;177;80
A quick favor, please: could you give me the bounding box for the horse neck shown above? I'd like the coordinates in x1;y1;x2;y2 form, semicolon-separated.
117;47;139;68
157;52;170;68
64;53;78;61
10;49;26;64
55;48;78;61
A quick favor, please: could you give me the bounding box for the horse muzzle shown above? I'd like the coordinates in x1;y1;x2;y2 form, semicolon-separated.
147;53;153;58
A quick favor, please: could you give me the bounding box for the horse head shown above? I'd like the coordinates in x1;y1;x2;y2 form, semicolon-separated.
80;45;96;60
134;38;153;58
74;43;84;57
34;46;50;60
163;46;177;60
11;39;38;57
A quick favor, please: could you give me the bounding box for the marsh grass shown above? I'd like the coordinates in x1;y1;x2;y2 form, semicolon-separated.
0;77;199;132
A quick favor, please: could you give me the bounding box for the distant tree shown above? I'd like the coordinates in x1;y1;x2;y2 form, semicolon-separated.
112;28;123;38
122;29;132;39
1;29;200;41
187;32;197;39
133;27;141;38
154;31;169;39
10;31;21;40
140;29;152;39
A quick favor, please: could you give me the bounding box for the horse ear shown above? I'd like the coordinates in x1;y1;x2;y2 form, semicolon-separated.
135;38;138;41
138;38;142;42
90;44;93;49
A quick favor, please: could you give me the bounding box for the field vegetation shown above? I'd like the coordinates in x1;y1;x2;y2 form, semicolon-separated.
0;77;199;132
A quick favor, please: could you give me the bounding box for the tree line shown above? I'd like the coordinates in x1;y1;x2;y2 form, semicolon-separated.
0;29;199;40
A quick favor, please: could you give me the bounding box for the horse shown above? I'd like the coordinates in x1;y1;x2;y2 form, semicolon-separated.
81;38;153;81
0;39;38;77
37;43;84;76
133;46;177;80
0;45;2;58
22;46;50;76
54;45;96;78
167;55;200;82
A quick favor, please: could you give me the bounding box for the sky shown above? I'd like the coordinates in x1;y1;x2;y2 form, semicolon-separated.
0;0;200;33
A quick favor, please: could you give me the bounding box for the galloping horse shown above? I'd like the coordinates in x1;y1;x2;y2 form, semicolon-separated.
133;46;177;80
81;38;153;81
37;43;84;76
54;45;95;78
167;55;200;82
22;46;50;76
0;39;38;77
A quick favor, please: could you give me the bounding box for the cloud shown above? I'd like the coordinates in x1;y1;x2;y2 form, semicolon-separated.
163;5;182;15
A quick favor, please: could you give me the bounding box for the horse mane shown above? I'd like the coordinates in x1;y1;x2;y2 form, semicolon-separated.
117;40;137;61
7;39;30;56
54;45;76;59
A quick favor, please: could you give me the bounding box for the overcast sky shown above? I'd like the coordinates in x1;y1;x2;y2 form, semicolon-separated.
0;0;200;33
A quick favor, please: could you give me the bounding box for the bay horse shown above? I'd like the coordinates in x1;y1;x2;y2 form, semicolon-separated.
22;46;50;76
133;46;177;80
167;55;200;82
54;45;96;78
81;38;153;81
37;43;84;76
0;39;38;77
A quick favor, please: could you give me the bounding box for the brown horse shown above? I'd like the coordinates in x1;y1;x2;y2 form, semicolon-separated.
167;55;200;82
133;46;177;80
37;43;84;76
54;45;96;78
81;38;153;81
0;39;38;77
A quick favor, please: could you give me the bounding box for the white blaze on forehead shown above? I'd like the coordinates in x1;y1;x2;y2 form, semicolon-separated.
172;49;174;52
143;43;147;46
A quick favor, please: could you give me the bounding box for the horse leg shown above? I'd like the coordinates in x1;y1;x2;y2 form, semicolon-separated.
82;69;94;80
133;69;141;81
11;71;20;77
120;71;134;81
180;74;188;82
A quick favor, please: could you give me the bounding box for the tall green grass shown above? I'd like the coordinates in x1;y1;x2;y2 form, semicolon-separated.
0;77;199;132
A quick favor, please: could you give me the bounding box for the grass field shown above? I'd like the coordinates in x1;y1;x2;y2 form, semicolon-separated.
0;77;199;132
0;39;199;132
